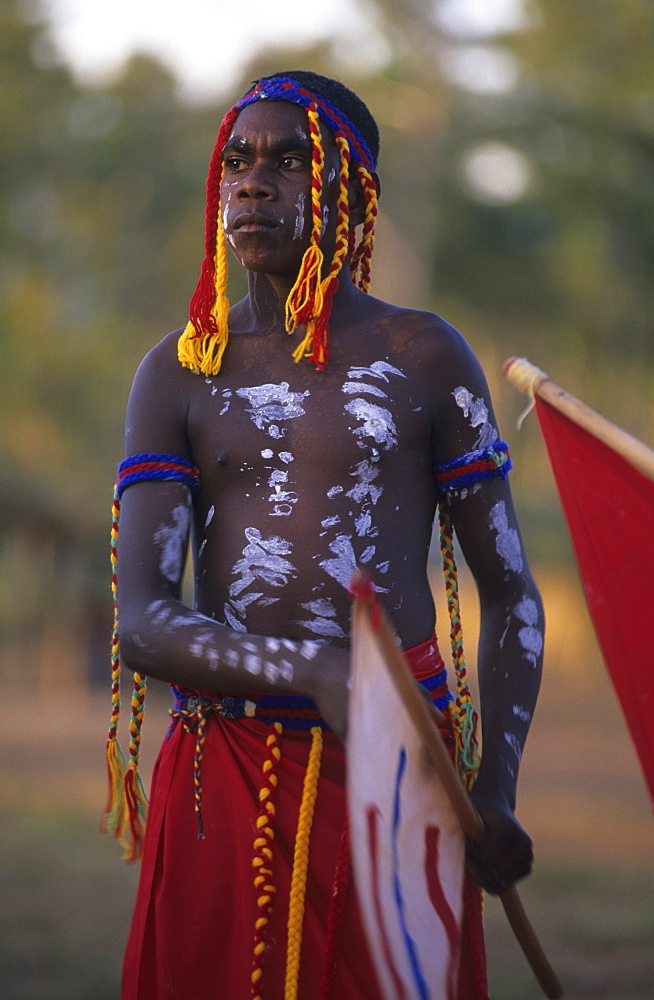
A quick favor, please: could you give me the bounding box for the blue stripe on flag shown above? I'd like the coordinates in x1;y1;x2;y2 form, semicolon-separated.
392;747;431;1000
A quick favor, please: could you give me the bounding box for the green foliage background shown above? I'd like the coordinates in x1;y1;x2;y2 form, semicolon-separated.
1;0;653;685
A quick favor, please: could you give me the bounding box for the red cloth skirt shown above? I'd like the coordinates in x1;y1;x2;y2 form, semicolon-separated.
121;637;488;1000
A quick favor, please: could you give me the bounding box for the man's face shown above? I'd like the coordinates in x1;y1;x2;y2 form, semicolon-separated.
220;100;341;278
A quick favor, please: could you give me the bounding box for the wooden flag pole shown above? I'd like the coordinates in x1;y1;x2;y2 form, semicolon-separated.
353;592;563;1000
503;357;654;482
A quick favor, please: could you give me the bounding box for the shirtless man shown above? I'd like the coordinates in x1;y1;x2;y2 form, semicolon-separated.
114;71;543;1000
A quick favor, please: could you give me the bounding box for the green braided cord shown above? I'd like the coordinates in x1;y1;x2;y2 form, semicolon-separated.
128;671;148;776
438;501;480;786
109;487;122;741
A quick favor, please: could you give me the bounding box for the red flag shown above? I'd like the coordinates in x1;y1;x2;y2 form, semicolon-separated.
533;393;654;803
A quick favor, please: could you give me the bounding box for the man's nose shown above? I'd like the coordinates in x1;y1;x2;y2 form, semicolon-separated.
236;162;276;199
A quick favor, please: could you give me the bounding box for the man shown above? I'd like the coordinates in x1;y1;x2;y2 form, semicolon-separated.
111;70;543;1000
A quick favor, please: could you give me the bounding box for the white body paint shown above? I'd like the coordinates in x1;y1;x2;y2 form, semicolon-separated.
489;501;523;574
235;382;310;435
317;362;406;594
154;502;190;583
452;385;499;449
514;596;543;667
296;597;346;639
224;527;296;630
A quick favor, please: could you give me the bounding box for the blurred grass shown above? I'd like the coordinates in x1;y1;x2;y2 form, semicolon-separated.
1;806;651;999
1;568;652;998
0;809;138;1000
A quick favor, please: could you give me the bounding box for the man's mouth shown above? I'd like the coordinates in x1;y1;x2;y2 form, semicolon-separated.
233;212;277;232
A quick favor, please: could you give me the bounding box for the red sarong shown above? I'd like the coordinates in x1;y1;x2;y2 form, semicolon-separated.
121;638;487;999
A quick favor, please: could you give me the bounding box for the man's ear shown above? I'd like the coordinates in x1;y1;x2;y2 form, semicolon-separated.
348;170;381;227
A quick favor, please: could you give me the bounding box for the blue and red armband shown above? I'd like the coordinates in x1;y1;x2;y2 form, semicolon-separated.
116;453;201;499
435;440;512;493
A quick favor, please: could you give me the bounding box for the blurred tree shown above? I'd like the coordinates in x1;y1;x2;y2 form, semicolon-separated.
0;1;224;681
2;0;653;686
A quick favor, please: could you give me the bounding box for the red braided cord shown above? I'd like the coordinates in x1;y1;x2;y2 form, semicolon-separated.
319;817;352;1000
188;107;239;335
463;876;489;999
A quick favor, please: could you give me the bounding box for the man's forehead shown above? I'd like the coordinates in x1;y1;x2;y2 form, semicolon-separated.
231;100;310;136
229;100;337;150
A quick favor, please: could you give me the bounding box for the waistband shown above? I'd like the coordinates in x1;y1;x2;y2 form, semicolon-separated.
171;634;453;732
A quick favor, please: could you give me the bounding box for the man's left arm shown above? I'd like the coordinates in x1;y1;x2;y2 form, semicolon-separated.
429;329;544;893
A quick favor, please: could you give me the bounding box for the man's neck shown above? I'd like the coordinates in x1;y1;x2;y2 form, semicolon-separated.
234;265;365;335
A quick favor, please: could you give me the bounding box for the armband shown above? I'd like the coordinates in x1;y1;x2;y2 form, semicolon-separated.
116;452;201;498
435;440;512;493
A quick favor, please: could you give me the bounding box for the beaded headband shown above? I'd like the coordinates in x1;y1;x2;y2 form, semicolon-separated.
177;76;379;375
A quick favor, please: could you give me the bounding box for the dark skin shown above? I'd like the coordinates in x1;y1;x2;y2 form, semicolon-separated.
118;100;543;896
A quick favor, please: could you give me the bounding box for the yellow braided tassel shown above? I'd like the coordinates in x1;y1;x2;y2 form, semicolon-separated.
291;135;351;368
102;734;127;839
285;105;325;338
438;502;480;789
178;159;230;376
286;244;325;337
251;723;283;1000
285;726;323;1000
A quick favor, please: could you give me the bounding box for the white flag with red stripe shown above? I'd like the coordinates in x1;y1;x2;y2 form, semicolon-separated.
347;598;466;1000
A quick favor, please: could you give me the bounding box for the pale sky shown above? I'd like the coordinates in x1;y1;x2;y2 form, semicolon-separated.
43;0;527;103
43;0;377;102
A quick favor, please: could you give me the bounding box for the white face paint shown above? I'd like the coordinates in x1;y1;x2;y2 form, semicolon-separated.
512;704;532;724
205;506;215;528
452;385;499;449
489;501;523;574
154;502;190;583
293;192;305;240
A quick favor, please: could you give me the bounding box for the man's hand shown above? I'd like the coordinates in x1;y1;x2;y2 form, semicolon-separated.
465;805;534;895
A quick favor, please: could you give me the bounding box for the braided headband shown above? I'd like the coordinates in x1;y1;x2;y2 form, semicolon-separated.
236;78;375;171
177;77;379;376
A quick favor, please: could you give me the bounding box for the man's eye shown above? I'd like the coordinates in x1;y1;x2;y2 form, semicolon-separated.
225;156;248;172
280;155;304;170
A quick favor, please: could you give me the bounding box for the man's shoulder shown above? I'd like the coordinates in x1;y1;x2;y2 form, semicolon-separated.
367;298;470;359
132;327;193;385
